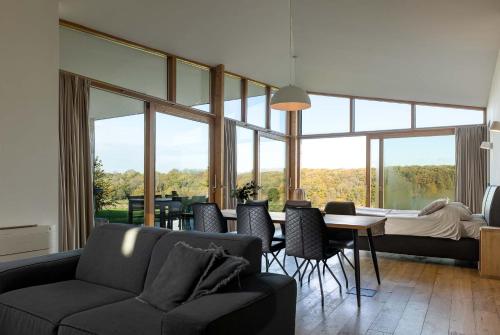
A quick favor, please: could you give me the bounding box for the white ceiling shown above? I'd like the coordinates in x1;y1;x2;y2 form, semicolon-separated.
59;0;500;107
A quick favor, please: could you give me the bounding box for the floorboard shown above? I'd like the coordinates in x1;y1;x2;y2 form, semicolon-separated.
264;250;495;335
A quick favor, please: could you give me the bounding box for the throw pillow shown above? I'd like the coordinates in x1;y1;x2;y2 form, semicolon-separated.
187;243;249;302
138;241;216;312
418;198;448;216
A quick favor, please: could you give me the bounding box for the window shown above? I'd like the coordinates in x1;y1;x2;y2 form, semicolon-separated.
355;99;411;131
416;105;484;128
224;74;242;121
90;88;145;224
383;135;455;210
260;137;287;211
155;113;209;198
301;95;350;134
247;81;266;128
60;27;167;99
236;127;254;186
270;89;287;133
300;137;366;208
176;59;210;112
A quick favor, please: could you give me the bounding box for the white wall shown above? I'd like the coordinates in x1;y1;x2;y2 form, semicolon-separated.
488;51;500;185
0;0;59;238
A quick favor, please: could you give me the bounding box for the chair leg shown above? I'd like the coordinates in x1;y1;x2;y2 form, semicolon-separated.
265;254;269;272
271;252;289;276
292;258;306;286
283;252;287;272
308;262;318;284
341;249;355;269
316;260;324;307
300;260;311;286
322;260;326;275
337;254;349;289
324;259;342;294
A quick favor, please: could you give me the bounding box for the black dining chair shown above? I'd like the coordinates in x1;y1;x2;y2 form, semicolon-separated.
165;200;184;230
236;204;288;275
285;207;343;306
245;199;269;209
192;203;228;233
324;201;356;273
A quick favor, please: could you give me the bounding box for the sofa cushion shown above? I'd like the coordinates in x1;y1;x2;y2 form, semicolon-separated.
144;231;262;288
58;298;165;335
76;224;167;294
139;241;217;312
0;280;133;335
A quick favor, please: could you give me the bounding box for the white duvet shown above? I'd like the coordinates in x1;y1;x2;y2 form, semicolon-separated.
357;206;486;240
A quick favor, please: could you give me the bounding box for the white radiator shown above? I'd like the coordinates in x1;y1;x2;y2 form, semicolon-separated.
0;225;52;262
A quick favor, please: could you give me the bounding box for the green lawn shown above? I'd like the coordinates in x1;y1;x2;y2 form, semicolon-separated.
96;208;144;224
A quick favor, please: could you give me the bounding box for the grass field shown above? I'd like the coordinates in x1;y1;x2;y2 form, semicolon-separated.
95;208;144;224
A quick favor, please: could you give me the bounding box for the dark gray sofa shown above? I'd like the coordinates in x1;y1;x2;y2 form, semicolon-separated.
0;224;296;335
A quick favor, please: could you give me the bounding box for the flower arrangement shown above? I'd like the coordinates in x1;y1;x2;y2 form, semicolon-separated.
231;181;260;203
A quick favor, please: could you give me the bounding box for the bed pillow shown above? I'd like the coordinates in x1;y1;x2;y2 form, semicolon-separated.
418;198;448;216
447;202;473;221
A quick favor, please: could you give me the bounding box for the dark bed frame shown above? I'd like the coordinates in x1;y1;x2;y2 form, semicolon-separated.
356;185;500;263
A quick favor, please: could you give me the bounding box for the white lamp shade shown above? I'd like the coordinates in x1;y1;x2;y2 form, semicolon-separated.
270;85;311;111
490;121;500;132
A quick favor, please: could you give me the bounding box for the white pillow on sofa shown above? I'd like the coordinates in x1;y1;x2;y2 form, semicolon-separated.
447;202;473;221
418;198;449;216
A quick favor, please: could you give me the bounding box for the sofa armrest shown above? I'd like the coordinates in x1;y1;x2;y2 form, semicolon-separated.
161;273;297;335
0;249;82;294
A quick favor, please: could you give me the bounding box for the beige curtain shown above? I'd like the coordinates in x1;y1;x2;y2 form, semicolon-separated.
455;125;488;213
223;119;237;209
59;72;94;251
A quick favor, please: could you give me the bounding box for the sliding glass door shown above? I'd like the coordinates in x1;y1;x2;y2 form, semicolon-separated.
155;113;210;198
90;88;145;224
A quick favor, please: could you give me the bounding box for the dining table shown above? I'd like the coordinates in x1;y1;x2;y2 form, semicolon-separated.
221;209;386;307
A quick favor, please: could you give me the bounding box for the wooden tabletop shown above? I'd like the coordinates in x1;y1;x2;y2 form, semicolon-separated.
221;209;386;230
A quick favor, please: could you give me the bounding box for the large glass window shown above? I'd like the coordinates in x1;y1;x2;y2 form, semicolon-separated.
270;89;287;133
383;135;455;210
176;59;210;112
355;99;411;132
260;137;287;211
301;137;366;208
236;127;254;186
224;74;242;121
301;95;350;134
370;139;380;207
155;113;209;198
60;27;167;99
247;81;266;128
416;105;484;128
90;88;145;224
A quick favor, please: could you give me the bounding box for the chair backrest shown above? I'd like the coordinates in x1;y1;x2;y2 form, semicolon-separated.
192;203;227;233
282;200;312;212
245;199;269;210
167;200;183;213
285;207;327;260
324;201;356;215
324;201;356;241
236;204;275;253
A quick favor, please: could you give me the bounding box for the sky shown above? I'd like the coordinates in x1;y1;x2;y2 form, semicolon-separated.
94;93;477;173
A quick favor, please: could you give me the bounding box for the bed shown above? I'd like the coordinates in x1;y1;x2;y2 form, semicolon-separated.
355;185;500;262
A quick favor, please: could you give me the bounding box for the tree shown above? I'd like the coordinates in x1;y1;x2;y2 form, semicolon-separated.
93;157;116;211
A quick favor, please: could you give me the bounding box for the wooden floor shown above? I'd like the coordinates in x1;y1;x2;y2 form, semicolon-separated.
269;251;500;335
